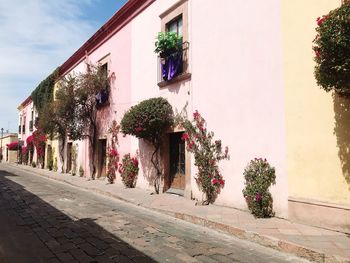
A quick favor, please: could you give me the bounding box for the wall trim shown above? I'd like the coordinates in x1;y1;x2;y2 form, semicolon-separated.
288;197;350;211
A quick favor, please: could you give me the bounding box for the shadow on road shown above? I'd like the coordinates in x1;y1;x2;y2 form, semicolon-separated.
0;170;156;263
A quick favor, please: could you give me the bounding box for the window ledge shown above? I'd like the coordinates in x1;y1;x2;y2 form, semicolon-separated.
158;72;191;88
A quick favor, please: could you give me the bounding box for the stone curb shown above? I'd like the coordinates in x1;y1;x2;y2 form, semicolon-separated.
3;164;350;263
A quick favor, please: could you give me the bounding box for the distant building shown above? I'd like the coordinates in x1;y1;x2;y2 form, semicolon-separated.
0;133;18;163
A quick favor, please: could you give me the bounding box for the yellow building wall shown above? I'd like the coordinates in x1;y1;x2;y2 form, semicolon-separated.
282;0;350;205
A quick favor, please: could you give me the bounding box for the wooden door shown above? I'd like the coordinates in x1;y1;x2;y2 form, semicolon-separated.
169;132;186;189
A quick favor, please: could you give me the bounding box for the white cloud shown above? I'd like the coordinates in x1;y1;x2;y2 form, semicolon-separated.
0;0;99;132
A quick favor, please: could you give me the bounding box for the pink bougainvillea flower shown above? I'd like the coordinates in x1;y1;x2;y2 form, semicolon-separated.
255;193;262;202
219;179;225;186
181;133;189;141
316;15;327;26
135;127;143;133
193;110;200;119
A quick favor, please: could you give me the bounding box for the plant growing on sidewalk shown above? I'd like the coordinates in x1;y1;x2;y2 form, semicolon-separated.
21;146;28;165
71;144;78;176
53;157;58;172
107;121;120;184
79;165;84;177
47;148;54;171
121;97;174;193
313;3;350;93
242;158;276;218
118;153;139;188
32;161;36;168
177;110;229;205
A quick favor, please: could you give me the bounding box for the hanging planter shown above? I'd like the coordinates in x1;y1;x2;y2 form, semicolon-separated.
155;32;183;81
313;3;350;94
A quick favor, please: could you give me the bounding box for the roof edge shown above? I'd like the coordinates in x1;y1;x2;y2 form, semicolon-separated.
59;0;155;77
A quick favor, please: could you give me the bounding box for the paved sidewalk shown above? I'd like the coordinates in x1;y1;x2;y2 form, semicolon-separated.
2;163;350;263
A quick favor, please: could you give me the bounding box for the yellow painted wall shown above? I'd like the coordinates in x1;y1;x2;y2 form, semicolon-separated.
282;0;350;205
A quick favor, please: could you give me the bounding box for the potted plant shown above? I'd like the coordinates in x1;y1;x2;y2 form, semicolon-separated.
155;32;183;81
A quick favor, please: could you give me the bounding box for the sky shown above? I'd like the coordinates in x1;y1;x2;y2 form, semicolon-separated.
0;0;128;134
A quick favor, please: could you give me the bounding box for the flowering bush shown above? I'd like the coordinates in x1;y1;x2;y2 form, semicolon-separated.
118;153;139;188
22;146;29;165
107;121;120;184
179;111;229;205
107;148;119;183
26;135;34;150
32;128;47;167
7;141;18;151
242;158;276;218
313;3;350;93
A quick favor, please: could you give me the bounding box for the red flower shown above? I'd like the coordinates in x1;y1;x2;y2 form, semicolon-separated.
316;15;327;26
109;148;119;157
132;158;138;166
211;178;218;185
193;110;200;119
219;179;225;186
181;133;189;141
135;127;143;133
187;140;195;150
255;193;262;202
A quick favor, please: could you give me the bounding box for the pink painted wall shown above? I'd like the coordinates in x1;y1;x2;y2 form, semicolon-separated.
130;0;287;216
190;0;287;215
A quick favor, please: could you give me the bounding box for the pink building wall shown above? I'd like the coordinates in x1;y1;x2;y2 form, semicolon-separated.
190;0;287;215
130;0;192;190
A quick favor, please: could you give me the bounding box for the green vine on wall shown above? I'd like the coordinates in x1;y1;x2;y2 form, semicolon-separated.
31;68;59;112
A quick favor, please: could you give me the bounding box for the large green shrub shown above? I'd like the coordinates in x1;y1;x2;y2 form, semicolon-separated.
313;3;350;93
242;158;276;218
121;97;173;193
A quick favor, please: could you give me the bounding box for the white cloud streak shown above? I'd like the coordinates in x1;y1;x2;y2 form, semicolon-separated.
0;0;99;132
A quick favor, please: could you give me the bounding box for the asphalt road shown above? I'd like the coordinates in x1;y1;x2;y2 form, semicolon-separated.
0;168;310;263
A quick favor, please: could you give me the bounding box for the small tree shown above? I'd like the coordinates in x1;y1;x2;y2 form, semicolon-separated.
313;3;350;93
50;63;112;178
178;111;229;205
38;76;77;173
121;97;174;193
74;63;111;179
